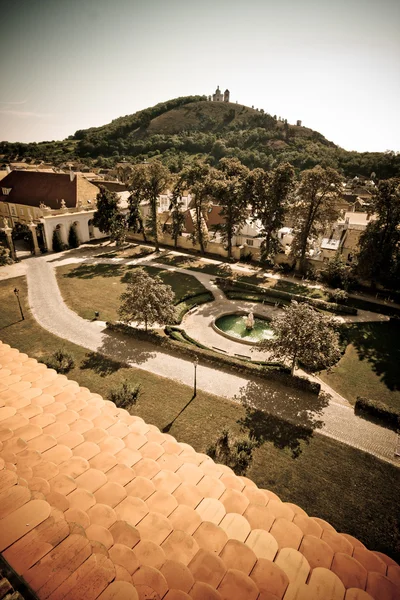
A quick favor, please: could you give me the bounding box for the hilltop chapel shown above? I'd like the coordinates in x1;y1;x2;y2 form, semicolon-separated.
210;86;230;102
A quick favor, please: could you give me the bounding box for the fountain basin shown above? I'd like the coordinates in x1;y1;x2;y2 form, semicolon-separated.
212;312;274;345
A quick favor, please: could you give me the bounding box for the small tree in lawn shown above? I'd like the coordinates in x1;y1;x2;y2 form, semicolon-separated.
258;301;341;375
119;268;176;331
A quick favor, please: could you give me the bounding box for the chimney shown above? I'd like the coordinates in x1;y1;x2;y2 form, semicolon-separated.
70;171;76;182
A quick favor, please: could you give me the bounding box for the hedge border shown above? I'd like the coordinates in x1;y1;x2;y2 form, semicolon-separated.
106;321;320;396
174;291;214;324
355;397;400;432
217;277;358;315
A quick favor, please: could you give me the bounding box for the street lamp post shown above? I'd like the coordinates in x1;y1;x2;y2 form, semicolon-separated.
14;288;24;321
193;357;198;397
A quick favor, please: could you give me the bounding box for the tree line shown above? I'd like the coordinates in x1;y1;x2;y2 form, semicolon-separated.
93;158;400;292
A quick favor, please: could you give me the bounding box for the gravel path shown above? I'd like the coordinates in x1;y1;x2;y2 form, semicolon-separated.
3;250;399;466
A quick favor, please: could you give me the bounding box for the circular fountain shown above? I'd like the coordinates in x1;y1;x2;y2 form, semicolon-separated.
213;312;274;345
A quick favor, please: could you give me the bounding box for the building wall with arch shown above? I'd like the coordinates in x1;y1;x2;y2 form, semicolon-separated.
41;210;106;250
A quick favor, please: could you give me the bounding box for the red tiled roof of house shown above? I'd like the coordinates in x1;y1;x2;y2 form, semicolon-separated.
0;171;98;210
0;341;399;600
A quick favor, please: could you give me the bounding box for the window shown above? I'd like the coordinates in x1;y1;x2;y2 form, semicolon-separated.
20;207;24;215
10;205;16;216
2;188;11;195
246;239;254;246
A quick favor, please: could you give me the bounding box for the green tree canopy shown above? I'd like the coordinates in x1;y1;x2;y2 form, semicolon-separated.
290;166;343;272
247;162;295;261
119;268;176;331
128;161;170;252
356;178;400;290
177;162;214;254
168;177;186;247
93;186;127;244
258;301;341;375
211;158;250;259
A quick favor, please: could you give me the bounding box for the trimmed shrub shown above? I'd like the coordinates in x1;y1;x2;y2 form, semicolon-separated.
174;292;214;324
355;397;400;432
108;380;142;409
40;349;75;374
52;229;64;252
68;225;80;248
346;296;400;318
207;428;257;475
328;289;349;303
0;246;13;266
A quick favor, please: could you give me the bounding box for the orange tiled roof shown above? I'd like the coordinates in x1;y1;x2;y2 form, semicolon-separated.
0;341;399;600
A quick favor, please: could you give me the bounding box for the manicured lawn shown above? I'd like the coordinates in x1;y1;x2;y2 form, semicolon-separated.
55;263;209;322
320;321;400;412
1;275;399;561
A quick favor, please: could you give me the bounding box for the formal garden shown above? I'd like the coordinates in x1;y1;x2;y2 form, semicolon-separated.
52;248;400;416
1;273;399;562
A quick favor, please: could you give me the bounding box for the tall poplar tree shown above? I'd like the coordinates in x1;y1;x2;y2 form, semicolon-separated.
178;162;214;255
93;186;127;244
290;166;342;272
128;161;170;252
168;178;186;248
247;162;295;262
356;178;400;289
212;158;249;260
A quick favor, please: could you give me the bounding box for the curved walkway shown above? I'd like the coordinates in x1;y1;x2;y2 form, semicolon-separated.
1;249;399;465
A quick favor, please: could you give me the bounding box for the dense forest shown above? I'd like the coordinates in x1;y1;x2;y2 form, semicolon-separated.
1;95;399;178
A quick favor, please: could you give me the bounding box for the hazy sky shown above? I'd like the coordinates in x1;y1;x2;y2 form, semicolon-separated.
1;0;399;152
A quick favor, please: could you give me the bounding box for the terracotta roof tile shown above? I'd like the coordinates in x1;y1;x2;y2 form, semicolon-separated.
134;539;166;569
125;476;156;500
168;505;202;536
109;520;140;549
219;539;257;574
245;529;279;561
188;548;226;588
161;560;194;593
1;342;399;600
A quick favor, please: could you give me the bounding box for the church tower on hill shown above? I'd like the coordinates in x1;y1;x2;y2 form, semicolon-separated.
212;86;230;102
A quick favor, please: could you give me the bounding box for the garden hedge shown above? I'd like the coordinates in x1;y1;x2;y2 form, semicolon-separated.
355;397;400;432
106;322;320;396
217;277;358;315
174;292;214;324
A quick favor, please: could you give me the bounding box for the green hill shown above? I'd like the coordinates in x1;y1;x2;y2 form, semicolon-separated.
1;95;399;178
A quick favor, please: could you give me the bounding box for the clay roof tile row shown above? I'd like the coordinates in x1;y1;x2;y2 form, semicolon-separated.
0;341;399;600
